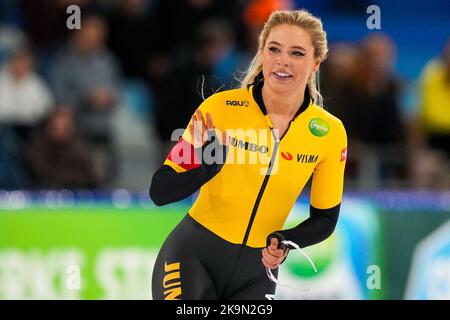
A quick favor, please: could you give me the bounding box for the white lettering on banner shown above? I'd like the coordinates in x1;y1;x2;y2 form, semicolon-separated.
0;248;159;299
0;249;84;299
66;265;81;291
95;249;157;299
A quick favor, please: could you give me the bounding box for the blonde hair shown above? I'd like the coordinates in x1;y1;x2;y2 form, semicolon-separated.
241;9;328;107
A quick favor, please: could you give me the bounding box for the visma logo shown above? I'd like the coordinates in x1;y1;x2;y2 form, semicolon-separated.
297;154;318;163
281;152;293;161
163;261;182;300
226;100;249;107
281;152;318;163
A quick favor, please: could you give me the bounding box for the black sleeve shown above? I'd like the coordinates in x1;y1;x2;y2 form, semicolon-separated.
267;203;340;249
149;163;221;206
149;132;227;206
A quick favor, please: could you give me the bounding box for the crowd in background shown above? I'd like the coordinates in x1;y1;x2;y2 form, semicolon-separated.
0;0;449;191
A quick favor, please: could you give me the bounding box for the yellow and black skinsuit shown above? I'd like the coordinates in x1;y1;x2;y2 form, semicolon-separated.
150;78;347;300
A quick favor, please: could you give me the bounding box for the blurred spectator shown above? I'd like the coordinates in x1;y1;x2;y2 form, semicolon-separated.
0;126;27;189
18;0;110;77
18;0;104;50
199;18;248;87
350;34;404;145
155;18;245;156
0;25;28;65
26;107;102;189
0;48;54;132
344;34;406;187
321;42;359;131
144;0;243;93
417;37;450;156
320;42;359;179
154;0;241;60
410;38;450;189
50;14;121;185
150;0;246;160
0;47;54;189
0;41;53;191
106;0;155;80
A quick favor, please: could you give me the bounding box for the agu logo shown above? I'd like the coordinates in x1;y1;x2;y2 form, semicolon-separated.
281;151;318;163
309;118;329;137
226;100;249;107
163;261;182;300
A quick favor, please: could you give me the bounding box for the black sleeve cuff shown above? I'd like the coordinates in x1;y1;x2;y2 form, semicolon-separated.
266;232;289;251
270;203;341;249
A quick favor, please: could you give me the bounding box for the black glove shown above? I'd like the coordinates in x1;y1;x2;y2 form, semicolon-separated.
266;232;290;252
194;129;228;174
266;232;290;265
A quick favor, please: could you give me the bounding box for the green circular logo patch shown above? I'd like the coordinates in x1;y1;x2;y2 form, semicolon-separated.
309;118;330;137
